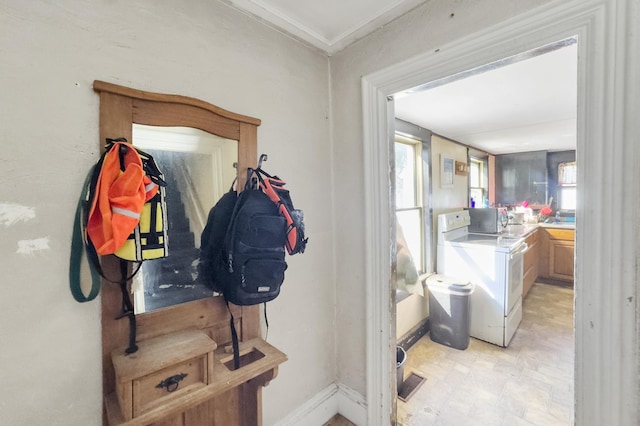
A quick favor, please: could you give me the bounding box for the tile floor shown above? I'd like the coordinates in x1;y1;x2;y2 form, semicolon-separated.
324;414;357;426
397;282;574;426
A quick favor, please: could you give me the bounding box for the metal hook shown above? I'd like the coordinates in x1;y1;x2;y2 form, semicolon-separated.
258;154;268;169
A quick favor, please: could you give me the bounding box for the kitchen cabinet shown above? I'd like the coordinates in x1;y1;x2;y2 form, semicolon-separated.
522;229;539;298
538;227;575;282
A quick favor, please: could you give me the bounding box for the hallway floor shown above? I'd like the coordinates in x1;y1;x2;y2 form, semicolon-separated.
397;282;574;425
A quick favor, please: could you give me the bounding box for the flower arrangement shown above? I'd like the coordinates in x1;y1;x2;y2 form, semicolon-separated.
539;206;553;222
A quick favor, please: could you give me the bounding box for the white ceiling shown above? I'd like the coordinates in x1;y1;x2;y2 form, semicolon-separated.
227;0;578;155
225;0;428;54
394;41;578;155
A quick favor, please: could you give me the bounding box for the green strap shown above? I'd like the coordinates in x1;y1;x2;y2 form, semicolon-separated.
69;168;101;302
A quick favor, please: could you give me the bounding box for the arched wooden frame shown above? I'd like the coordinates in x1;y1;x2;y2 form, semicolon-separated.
94;81;282;426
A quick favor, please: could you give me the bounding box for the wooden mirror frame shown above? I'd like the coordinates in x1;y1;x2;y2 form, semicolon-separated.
94;81;271;425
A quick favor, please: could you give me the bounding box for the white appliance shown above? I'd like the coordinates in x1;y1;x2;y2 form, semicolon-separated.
436;211;528;347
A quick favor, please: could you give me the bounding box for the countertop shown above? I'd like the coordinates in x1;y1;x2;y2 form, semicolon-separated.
499;222;575;239
538;222;576;230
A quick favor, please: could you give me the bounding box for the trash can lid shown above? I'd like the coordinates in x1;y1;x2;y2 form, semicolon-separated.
426;274;474;293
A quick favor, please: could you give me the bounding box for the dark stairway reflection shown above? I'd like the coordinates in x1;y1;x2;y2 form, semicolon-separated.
141;150;213;312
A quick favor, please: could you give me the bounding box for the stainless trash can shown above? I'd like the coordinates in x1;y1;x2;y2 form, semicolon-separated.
426;274;474;350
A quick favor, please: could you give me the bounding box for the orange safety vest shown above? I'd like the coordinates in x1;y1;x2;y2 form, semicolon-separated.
87;142;159;255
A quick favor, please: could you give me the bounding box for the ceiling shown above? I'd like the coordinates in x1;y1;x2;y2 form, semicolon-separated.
227;0;578;155
394;41;578;155
225;0;428;54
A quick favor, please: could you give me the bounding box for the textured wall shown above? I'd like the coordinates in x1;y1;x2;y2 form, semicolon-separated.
3;0;637;424
0;1;332;424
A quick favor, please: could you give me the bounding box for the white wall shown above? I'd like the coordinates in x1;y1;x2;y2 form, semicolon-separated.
430;134;469;238
0;1;333;425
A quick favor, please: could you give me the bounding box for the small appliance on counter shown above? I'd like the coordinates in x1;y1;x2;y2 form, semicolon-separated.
508;211;525;225
465;207;508;234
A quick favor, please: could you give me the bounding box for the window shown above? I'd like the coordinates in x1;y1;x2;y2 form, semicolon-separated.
558;161;576;210
395;135;424;274
469;157;486;207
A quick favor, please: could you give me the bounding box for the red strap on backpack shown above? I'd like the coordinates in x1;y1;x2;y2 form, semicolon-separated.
254;161;307;255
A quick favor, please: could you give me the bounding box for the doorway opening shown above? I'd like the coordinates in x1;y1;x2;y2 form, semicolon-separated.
390;38;577;424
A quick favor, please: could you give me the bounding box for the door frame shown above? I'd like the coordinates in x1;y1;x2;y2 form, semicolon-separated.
362;0;639;424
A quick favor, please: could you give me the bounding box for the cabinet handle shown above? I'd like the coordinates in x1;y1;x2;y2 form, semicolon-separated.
156;373;188;392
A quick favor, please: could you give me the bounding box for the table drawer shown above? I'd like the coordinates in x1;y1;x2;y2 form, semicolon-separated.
134;352;209;416
112;329;216;421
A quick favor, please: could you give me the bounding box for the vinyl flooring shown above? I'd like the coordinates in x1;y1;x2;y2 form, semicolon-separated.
323;414;357;426
397;282;574;426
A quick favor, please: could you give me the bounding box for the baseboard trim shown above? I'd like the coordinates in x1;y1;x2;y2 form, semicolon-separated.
273;383;366;426
336;383;367;425
397;317;430;352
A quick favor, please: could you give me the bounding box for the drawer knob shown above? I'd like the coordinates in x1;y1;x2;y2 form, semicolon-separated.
156;373;188;392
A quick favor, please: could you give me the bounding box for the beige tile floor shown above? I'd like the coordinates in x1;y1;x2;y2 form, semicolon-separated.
324;414;357;426
398;282;574;426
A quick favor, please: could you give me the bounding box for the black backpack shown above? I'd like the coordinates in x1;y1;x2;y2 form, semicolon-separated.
199;160;303;368
221;175;288;306
199;187;238;294
199;170;288;305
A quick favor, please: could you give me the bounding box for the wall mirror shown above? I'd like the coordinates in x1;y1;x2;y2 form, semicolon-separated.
131;124;237;313
93;79;260;319
94;81;284;426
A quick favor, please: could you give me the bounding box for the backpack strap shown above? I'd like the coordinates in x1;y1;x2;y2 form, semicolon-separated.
263;302;269;341
254;167;308;255
69;167;102;302
224;168;258;274
115;259;138;354
70;143;143;301
227;301;241;370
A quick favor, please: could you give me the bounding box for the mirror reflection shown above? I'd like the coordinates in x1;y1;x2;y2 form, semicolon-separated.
131;124;237;313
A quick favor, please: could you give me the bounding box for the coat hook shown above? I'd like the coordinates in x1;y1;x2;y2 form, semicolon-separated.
258;154;268;169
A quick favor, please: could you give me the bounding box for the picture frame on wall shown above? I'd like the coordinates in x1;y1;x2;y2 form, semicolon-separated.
441;155;454;187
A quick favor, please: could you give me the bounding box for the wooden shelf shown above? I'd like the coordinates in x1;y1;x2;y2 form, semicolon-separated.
455;160;469;176
106;337;287;425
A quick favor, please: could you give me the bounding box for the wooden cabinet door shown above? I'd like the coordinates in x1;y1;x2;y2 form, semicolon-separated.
549;240;575;280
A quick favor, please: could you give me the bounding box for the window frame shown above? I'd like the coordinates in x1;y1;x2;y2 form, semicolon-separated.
394;134;425;275
469;156;488;208
558;161;577;211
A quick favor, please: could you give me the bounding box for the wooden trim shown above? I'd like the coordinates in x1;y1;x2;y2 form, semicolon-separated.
237;122;258;190
98;91;134;397
133;99;241;141
488;154;496;206
361;1;638;424
94;80;261;126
